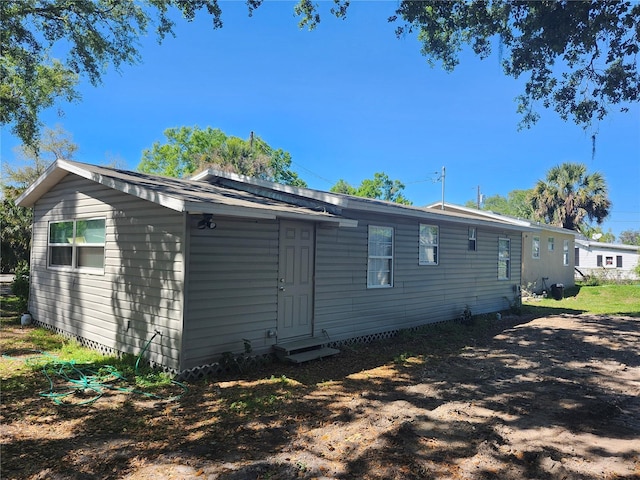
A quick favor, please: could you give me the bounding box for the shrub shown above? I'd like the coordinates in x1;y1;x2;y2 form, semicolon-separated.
11;261;29;312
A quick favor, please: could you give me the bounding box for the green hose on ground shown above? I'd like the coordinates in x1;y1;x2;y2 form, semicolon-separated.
2;332;188;406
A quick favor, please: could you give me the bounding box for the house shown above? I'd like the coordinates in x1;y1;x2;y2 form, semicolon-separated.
574;239;640;281
17;160;528;379
426;203;577;295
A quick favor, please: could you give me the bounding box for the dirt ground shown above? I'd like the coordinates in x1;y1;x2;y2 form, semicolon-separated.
1;312;639;479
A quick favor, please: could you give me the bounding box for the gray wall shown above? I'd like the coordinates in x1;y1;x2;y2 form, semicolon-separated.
29;176;525;372
314;212;522;341
182;216;280;370
28;174;185;369
181;212;523;367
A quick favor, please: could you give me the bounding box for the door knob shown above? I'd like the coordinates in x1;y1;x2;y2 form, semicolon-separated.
279;286;286;291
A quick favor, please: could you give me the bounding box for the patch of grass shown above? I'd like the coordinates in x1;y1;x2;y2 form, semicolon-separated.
1;296;21;322
523;284;640;317
1;313;176;400
221;376;301;415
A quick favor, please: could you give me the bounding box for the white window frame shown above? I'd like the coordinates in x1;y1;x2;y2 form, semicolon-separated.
419;224;439;265
468;227;477;251
367;225;393;288
48;218;106;273
563;239;569;266
532;236;540;259
498;238;510;280
548;237;555;251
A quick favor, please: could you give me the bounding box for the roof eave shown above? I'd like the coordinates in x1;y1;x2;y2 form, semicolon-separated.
185;201;358;227
16;159;186;212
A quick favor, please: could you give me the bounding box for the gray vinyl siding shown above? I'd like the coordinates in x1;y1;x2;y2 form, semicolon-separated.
182;217;279;370
314;212;522;341
28;174;185;370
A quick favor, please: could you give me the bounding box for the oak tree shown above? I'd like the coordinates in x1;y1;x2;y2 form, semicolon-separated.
1;0;223;148
1;126;77;271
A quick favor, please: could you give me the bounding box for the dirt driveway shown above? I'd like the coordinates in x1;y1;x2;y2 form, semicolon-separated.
2;313;639;479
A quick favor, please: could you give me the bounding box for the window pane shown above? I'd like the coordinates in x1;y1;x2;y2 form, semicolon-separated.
49;246;72;266
498;239;510;279
370;241;392;257
76;219;105;244
368;226;393;287
49;222;73;244
420;225;438;244
420;246;437;264
498;260;510;280
499;239;510;259
369;226;392;243
419;225;439;264
368;258;391;286
77;246;105;268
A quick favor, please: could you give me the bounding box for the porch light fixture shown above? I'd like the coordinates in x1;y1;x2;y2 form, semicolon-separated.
197;214;216;230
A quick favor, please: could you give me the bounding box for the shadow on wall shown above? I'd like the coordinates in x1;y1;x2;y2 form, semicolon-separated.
110;206;184;370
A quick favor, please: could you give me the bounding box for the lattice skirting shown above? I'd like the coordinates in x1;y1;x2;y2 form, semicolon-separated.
177;329;406;380
31;319;178;375
32;319;121;357
30;320;428;381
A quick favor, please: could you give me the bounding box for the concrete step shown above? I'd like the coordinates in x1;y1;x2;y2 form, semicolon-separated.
273;337;330;356
274;336;340;363
284;347;340;364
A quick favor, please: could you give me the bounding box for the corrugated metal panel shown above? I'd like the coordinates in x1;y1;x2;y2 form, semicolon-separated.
28;174;185;370
181;217;280;370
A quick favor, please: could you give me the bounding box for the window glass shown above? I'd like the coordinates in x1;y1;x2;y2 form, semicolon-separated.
368;226;393;287
498;238;510;280
77;246;105;268
76;219;106;244
563;239;569;266
49;246;73;266
48;218;105;271
49;222;74;244
468;227;477;251
367;258;392;287
548;237;555;251
419;224;439;265
532;236;540;259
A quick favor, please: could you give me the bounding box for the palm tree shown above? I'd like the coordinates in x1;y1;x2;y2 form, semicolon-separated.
531;163;611;231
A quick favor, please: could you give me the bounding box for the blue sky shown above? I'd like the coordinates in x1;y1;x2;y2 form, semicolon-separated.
2;1;639;239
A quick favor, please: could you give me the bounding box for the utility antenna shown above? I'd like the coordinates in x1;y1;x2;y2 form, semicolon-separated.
476;185;483;209
433;166;445;210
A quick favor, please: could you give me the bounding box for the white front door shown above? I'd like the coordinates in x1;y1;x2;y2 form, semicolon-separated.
277;221;315;340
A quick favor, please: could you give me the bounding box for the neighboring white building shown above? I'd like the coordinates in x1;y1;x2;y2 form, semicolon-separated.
575;239;640;281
